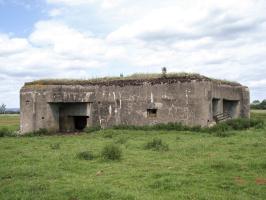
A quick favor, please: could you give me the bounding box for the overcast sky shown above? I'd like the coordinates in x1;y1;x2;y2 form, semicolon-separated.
0;0;266;107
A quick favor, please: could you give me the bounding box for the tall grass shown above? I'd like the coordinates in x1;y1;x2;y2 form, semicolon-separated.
144;138;169;151
84;126;101;133
101;144;122;161
113;118;264;135
76;151;95;160
0;127;16;137
25;128;56;136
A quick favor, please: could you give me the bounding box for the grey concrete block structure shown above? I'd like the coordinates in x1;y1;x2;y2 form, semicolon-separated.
20;74;250;134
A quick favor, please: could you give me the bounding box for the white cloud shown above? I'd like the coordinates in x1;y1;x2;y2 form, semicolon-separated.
46;0;121;9
49;8;63;17
29;20;107;58
0;20;110;104
46;0;126;6
247;79;266;88
46;0;97;6
104;0;266;82
0;19;125;91
1;0;266;107
0;34;30;55
107;1;264;43
101;0;121;9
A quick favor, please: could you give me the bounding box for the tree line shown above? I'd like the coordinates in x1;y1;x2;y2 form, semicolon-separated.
0;103;20;114
251;100;266;110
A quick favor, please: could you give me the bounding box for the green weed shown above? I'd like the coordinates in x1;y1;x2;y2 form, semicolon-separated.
76;151;95;160
0;127;15;137
50;143;60;150
115;135;128;144
101;144;122;160
144;138;169;151
84;126;101;133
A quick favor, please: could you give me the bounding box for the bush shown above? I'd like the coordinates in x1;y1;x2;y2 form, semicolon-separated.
144;138;169;151
84;126;101;133
113;122;191;131
113;118;264;134
190;125;202;132
0;128;14;137
101;144;122;160
0;127;9;137
207;118;264;135
113;122;205;132
50;143;60;150
102;132;114;138
77;151;94;160
115;135;128;144
225;118;251;130
250;119;264;129
208;123;231;133
113;124;145;131
213;131;235;137
37;128;49;135
102;130;120;139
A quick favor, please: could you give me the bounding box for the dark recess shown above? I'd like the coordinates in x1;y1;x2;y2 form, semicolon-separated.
74;116;88;131
147;109;157;118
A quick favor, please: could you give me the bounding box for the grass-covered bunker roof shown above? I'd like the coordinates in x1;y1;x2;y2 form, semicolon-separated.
24;73;241;87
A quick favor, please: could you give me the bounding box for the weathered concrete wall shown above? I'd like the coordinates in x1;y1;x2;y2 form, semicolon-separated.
20;81;250;134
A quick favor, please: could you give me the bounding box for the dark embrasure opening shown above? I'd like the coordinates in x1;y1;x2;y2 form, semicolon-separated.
147;109;157;117
73;116;88;131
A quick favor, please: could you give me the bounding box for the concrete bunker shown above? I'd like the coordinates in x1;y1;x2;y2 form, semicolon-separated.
19;73;250;134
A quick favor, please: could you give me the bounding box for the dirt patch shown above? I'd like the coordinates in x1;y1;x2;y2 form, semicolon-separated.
255;178;266;185
208;153;216;158
234;176;246;185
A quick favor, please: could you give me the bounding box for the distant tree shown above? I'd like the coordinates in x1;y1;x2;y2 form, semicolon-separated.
120;73;124;78
252;100;260;105
250;99;266;110
162;67;167;78
260;100;266;109
0;103;6;114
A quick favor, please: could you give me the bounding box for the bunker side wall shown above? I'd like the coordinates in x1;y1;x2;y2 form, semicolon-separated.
20;88;59;134
210;84;250;119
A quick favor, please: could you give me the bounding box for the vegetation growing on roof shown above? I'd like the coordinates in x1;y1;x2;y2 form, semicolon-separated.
24;72;241;87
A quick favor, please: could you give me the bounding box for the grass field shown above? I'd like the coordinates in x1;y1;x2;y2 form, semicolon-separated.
0;112;266;200
0;114;20;132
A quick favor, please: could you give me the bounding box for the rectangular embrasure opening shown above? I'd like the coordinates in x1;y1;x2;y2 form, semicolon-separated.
147;108;157;118
212;98;220;117
223;99;239;118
